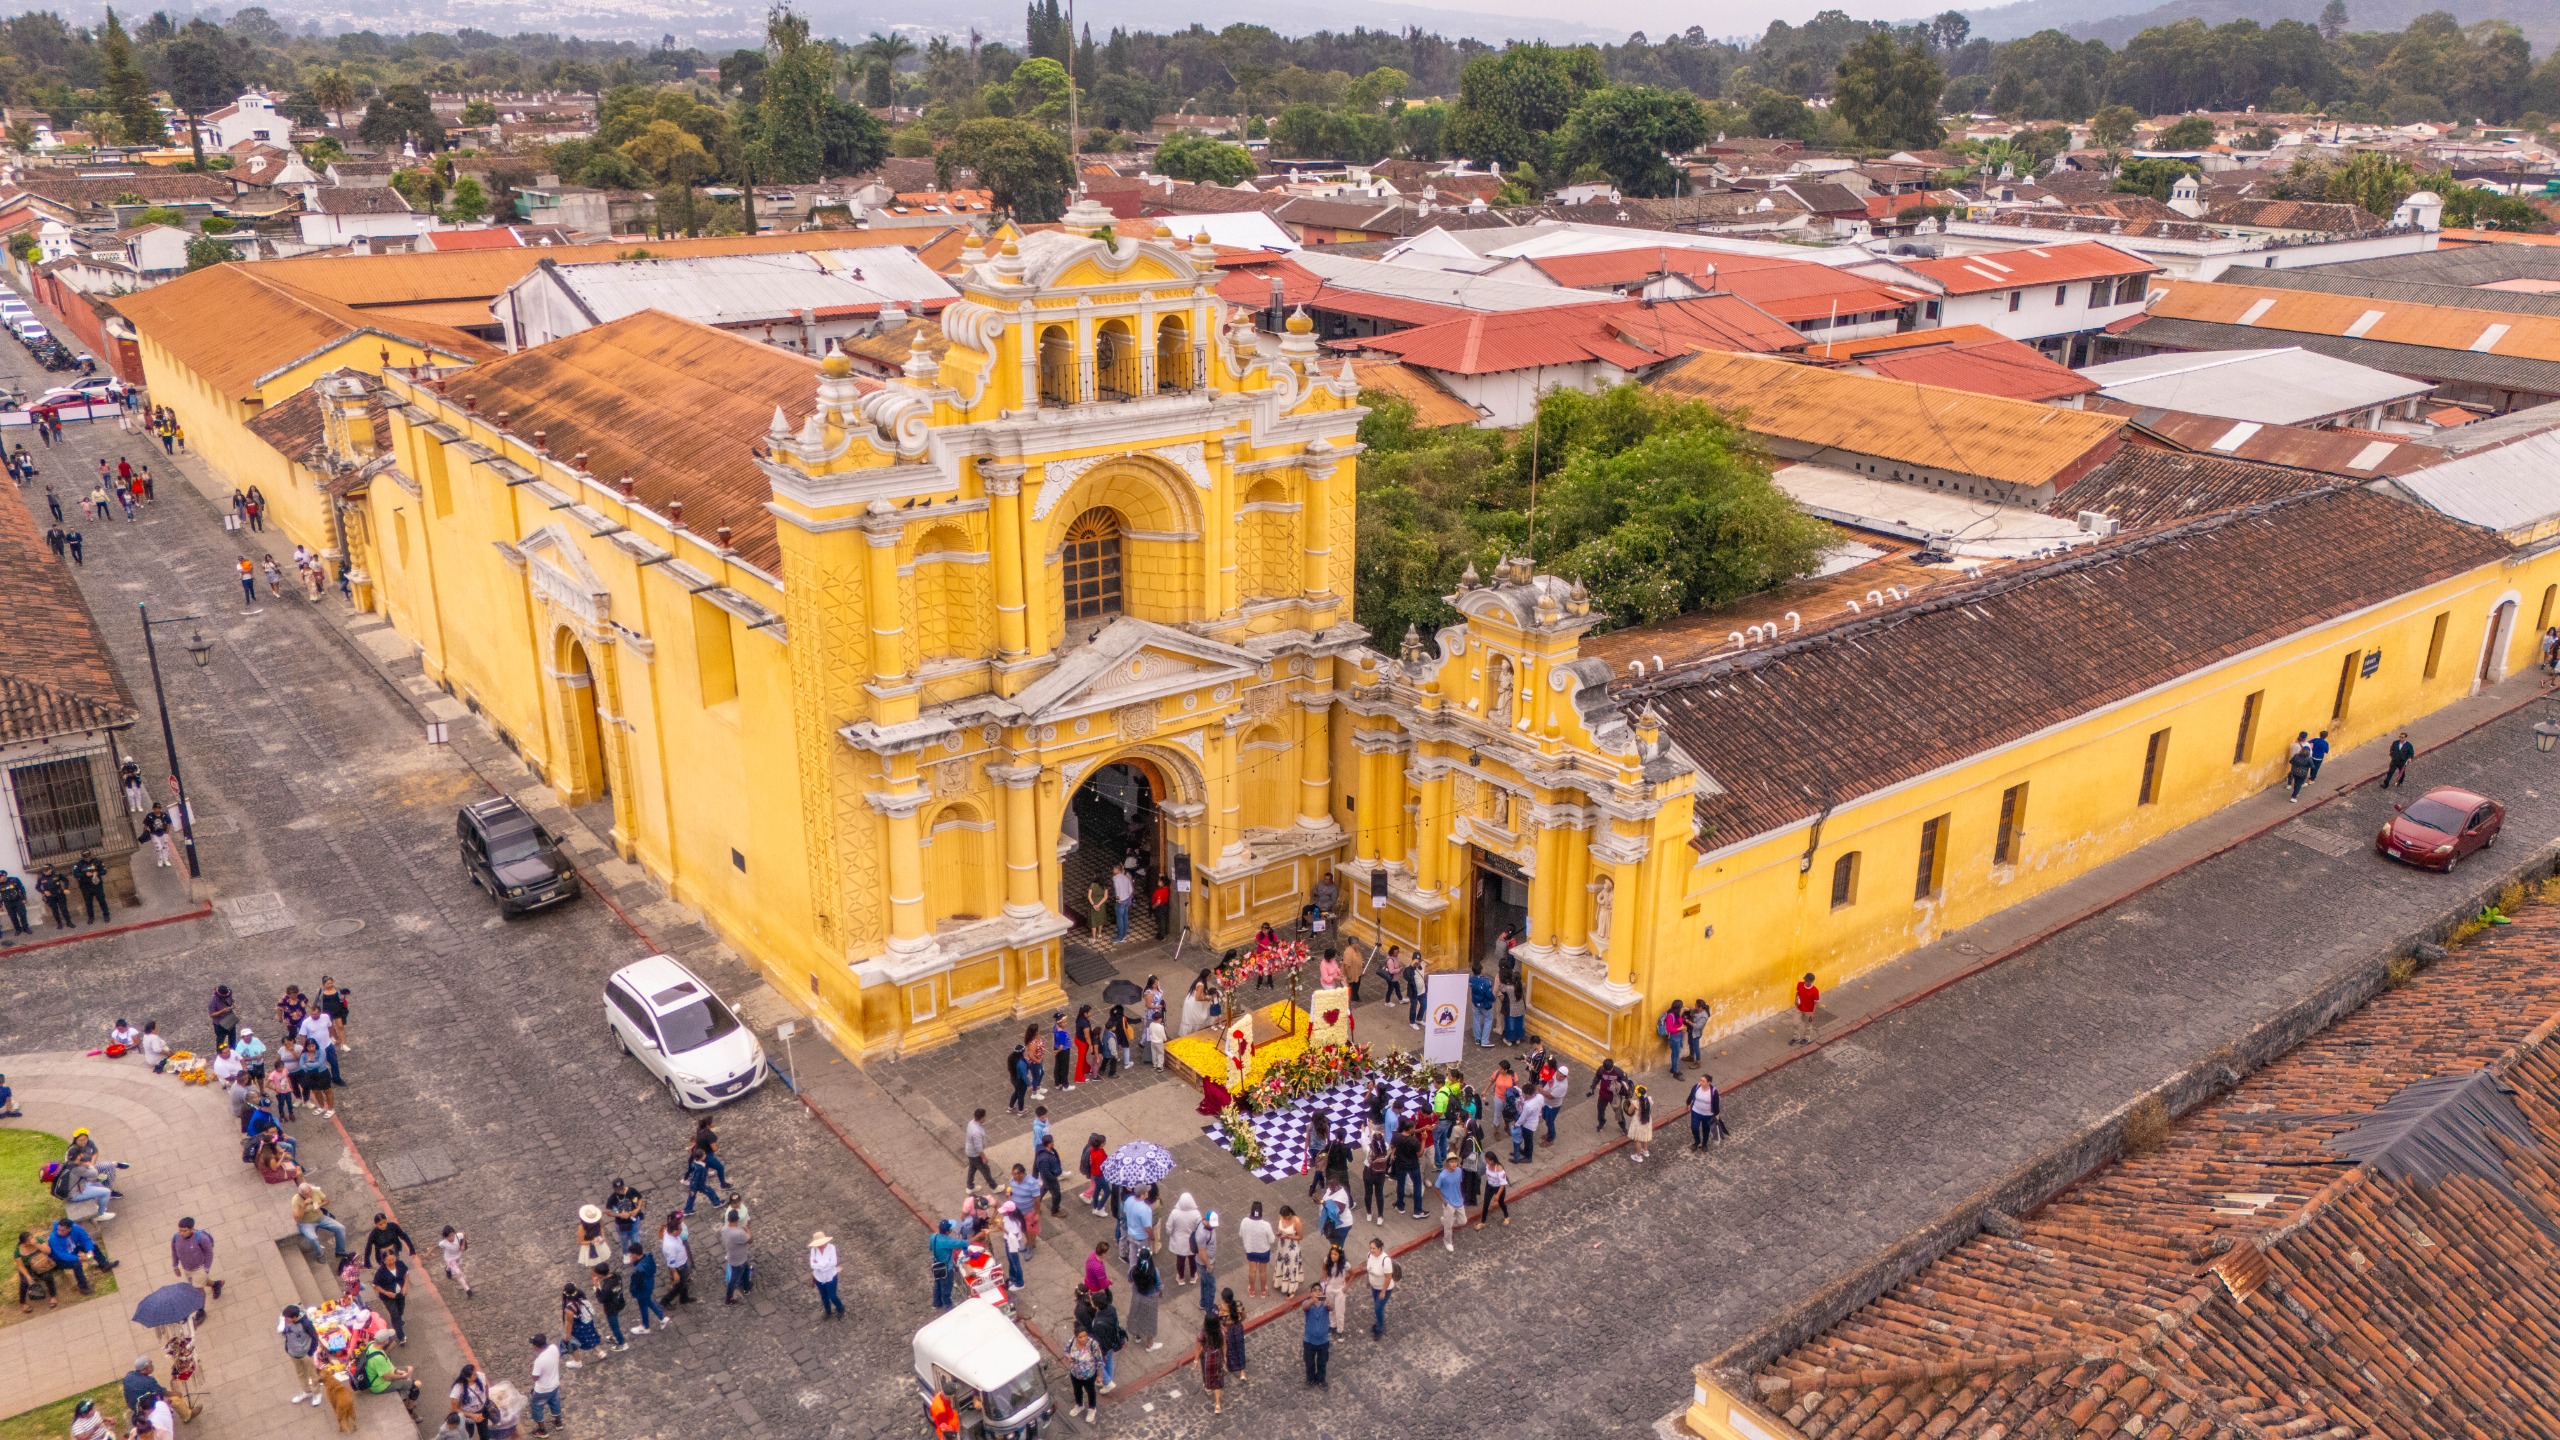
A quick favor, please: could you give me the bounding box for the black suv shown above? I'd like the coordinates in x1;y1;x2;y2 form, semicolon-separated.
457;796;579;915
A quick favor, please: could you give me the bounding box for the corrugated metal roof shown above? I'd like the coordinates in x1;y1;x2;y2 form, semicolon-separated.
1898;241;2157;296
1821;325;2098;403
1347;359;1479;426
433;310;815;571
1368;295;1802;375
1648;349;2127;490
112;263;500;402
2391;427;2560;532
2079;347;2433;425
2087;396;2432;474
521;249;957;329
2111;314;2560;396
1288;249;1612;313
2151;277;2560;362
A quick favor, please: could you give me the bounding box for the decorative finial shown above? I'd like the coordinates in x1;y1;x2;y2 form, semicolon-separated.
1400;624;1426;663
1458;561;1480;591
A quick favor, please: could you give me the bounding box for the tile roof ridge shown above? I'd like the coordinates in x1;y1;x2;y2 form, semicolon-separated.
1753;1345;2091;1404
1619;481;2382;698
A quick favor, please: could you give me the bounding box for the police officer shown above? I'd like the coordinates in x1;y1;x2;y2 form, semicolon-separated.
69;851;108;924
0;870;25;935
34;866;71;928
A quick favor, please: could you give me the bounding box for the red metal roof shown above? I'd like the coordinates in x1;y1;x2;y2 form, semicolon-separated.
1366;295;1801;376
1509;248;1920;323
1899;241;2159;296
1213;257;1471;330
1815;325;2098;403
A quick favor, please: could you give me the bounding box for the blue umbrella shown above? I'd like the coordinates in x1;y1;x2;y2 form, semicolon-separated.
1101;1141;1174;1188
131;1282;205;1328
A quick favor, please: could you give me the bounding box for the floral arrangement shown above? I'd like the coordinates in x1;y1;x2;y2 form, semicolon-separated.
1215;1108;1265;1172
1222;939;1308;988
1232;1043;1436;1115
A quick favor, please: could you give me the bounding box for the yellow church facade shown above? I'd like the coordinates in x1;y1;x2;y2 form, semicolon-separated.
186;214;2560;1071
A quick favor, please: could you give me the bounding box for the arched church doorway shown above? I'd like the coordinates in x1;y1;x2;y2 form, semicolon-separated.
1062;759;1168;950
557;631;611;824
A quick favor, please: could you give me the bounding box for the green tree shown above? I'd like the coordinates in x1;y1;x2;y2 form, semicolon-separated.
306;68;356;128
1831;32;1945;149
820;98;890;174
442;174;489;223
6;231;35;263
1004;56;1075;133
184;233;230;269
949;116;1072;220
1093;72;1159;132
2154;114;2216;148
2433;175;2542;228
1442;43;1605;173
460;98;498;125
2326;148;2420;215
2113;156;2200;200
1532;386;1831;627
5;119;33;153
137;205;182;225
1556;84;1708;197
2320;0;2349;39
2089;103;2140;147
359;84;445;151
1155;129;1255;184
754;6;831;182
98;9;163;147
1354;395;1515;648
162;31;242;167
1746;88;1817;140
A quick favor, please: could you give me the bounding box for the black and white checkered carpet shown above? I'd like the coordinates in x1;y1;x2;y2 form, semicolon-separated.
1203;1077;1431;1181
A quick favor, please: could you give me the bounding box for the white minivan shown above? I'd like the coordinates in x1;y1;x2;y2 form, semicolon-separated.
604;954;769;1109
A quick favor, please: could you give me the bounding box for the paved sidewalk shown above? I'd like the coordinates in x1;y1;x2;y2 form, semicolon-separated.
0;1053;407;1437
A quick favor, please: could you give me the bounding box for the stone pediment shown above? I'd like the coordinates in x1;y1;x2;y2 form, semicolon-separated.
1005;618;1259;725
520;523;610;627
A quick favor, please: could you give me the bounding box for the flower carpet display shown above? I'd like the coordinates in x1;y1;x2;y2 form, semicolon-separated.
1204;1043;1437;1178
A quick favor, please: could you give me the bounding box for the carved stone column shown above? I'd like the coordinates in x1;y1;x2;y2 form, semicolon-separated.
982;464;1030;667
988;762;1045;918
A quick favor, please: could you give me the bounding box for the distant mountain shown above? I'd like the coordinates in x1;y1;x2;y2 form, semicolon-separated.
1968;0;2560;49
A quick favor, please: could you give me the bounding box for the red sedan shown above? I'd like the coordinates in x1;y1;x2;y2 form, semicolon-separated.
2375;786;2505;872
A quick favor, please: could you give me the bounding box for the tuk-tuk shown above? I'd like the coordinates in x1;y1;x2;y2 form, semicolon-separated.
914;1297;1052;1438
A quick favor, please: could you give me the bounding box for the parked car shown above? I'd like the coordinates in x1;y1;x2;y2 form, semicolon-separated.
604;954;768;1110
2376;786;2504;872
12;321;47;346
37;378;114;407
455;795;579;914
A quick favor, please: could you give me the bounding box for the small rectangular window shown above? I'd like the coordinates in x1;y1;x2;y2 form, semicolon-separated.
1830;852;1859;908
1914;816;1947;901
1994;783;2026;866
2054;285;2068;306
2424;612;2451;678
2139;728;2171;805
2008;290;2023;312
2089;279;2112;306
2117;274;2149;304
2234;690;2263;764
2332;651;2359;721
1923;299;1941;320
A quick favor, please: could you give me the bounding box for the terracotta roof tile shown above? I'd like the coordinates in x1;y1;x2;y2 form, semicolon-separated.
0;476;137;743
1740;876;2560;1440
2051;447;2339;531
431;309;813;572
112;264;498;403
1621;485;2507;845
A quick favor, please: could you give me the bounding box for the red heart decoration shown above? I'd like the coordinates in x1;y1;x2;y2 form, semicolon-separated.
1322;1008;1341;1026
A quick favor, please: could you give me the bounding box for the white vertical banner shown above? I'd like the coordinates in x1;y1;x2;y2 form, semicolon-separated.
1421;973;1469;1064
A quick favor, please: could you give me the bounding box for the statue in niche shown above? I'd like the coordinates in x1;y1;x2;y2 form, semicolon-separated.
1589;874;1614;958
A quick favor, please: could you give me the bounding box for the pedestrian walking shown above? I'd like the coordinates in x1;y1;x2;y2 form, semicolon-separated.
1468;962;1495;1047
1629;1085;1656;1161
626;1243;661;1334
1433;1154;1468;1250
279;1305;324;1407
1164;1191;1202;1283
963;1109;995;1191
2386;731;2416;789
237;557;256;606
808;1230;843;1318
169;1218;216;1299
659;1213;694;1306
605;1181;644;1253
2310;730;2332;779
2286;740;2315;801
62;528;79;564
1364;1238;1396;1337
1689;1075;1719;1150
718;1207;752;1304
446;1365;489;1436
263;555;283;597
1478;1155;1511;1225
439;1226;471;1297
1792;974;1820;1045
373;1252;411;1344
1032;1133;1064;1217
1065;1324;1102;1421
573;1205;610;1270
525;1336;564;1437
1302;1290;1332;1385
681;1146;722;1214
1005;1042;1030;1115
591;1265;628;1349
558;1283;603;1364
1199;1310;1226;1413
142;805;174;868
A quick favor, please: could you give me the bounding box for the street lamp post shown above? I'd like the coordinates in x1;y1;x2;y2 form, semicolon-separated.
136;602;211;879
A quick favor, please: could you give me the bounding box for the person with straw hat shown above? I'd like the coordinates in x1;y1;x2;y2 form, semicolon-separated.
809;1230;843;1319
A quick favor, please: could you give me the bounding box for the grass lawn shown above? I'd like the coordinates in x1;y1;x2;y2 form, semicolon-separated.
0;1129;116;1330
0;1380;122;1440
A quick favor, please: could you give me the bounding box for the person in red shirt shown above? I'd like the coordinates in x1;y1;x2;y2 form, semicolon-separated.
1792;974;1820;1046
